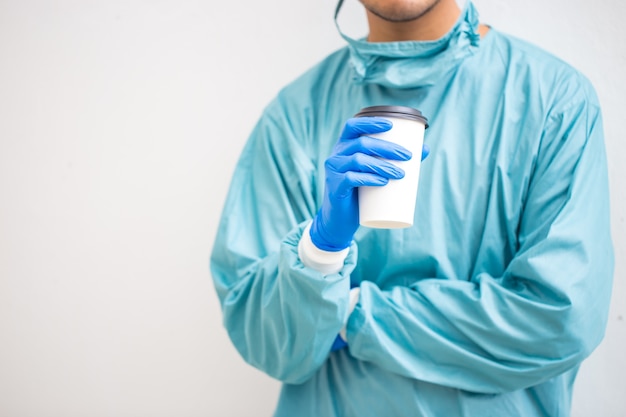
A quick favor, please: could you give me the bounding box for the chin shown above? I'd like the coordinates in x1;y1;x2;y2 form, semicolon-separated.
361;0;443;23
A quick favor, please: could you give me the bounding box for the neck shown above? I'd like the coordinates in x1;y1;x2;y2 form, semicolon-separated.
366;0;462;42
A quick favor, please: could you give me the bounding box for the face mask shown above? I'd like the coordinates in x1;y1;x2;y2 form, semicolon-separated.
334;0;481;88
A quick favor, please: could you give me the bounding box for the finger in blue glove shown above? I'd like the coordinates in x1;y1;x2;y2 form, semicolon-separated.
330;334;348;352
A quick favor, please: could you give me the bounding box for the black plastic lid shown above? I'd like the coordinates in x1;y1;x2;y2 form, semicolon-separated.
355;105;429;128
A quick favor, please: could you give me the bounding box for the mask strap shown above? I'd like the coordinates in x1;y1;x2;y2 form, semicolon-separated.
334;0;353;44
463;2;481;46
334;0;345;26
333;0;372;80
335;0;345;18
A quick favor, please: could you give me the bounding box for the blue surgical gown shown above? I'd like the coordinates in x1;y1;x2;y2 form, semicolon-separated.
210;2;614;416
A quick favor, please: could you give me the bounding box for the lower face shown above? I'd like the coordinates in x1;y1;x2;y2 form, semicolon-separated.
358;0;445;22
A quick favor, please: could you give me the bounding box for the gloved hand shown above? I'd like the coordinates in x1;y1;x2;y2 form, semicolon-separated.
330;334;348;352
310;116;429;251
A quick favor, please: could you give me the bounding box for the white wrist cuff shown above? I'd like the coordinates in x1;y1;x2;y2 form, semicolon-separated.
298;222;349;275
339;287;361;342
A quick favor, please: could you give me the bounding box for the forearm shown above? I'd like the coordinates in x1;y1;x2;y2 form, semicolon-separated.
213;222;356;383
345;258;612;393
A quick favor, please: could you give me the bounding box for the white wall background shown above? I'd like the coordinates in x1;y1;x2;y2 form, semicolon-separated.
0;0;623;416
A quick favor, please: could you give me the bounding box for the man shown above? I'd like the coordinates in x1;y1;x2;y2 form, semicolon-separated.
210;0;614;415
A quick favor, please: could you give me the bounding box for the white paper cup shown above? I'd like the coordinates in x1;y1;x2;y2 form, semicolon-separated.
355;106;429;229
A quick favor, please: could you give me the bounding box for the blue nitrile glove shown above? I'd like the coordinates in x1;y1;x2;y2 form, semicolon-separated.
310;117;429;251
330;334;348;351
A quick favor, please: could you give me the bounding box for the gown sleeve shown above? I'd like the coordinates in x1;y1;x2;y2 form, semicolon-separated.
344;76;615;394
210;100;356;384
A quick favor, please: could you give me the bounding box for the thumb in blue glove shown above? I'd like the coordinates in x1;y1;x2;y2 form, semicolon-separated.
310;117;429;251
